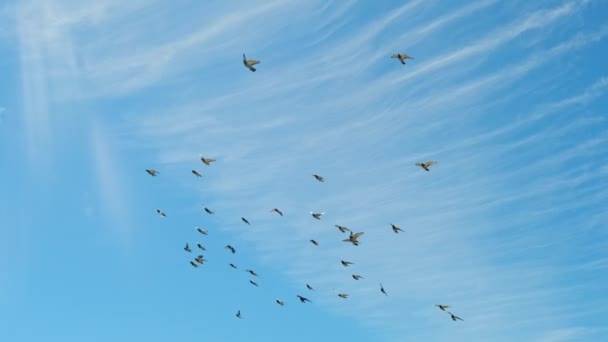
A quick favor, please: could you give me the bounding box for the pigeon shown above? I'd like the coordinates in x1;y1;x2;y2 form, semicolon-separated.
352;274;364;280
184;243;191;252
241;217;250;225
436;304;450;311
243;53;260;72
203;207;214;214
313;174;324;182
416;161;437;171
190;261;199;268
236;310;242;319
310;212;324;220
146;169;159;177
343;232;364;246
195;255;207;264
297;295;311;303
270;208;283;216
245;269;258;277
156;209;166;217
391;224;404;233
310;239;319;246
391;53;414;65
196;243;206;251
249;280;259;287
380;283;388;296
341;260;354;267
192;170;202;177
200;156;216;166
335;225;350;233
197;227;208;235
448;312;463;321
338;293;349;299
306;284;314;290
229;263;238;269
225;245;236;254
276;299;284;306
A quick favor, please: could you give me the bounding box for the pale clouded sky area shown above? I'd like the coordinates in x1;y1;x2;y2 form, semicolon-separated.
1;1;607;341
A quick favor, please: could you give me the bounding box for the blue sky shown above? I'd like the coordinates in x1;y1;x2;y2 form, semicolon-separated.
1;0;608;341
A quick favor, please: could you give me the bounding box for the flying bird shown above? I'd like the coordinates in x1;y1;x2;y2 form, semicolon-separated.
297;295;311;303
184;243;191;252
380;283;388;296
225;245;236;254
343;231;364;246
341;260;354;267
156;209;166;217
146;169;159;177
306;284;314;290
270;208;283;216
391;224;404;233
335;225;350;233
192;170;202;177
190;261;199;268
310;239;319;246
448;312;464;321
391;53;414;65
229;263;238;269
338;293;349;299
352;274;364;280
236;310;242;319
313;174;324;182
245;269;258;277
276;299;284;306
241;217;250;225
436;304;450;311
416;161;438;171
195;255;207;264
203;207;214;214
242;53;260;72
200;156;216;166
310;212;324;220
197;243;206;251
249;280;259;287
197;227;208;235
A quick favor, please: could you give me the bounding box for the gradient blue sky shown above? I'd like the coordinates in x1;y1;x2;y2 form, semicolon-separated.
1;0;608;341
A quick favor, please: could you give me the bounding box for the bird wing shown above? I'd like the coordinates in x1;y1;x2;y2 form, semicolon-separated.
425;161;437;166
352;232;364;239
247;60;260;66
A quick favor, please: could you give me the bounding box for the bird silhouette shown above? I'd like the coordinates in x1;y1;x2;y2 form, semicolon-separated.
448;312;464;321
343;231;364;246
416;161;437;171
245;269;258;277
435;304;450;311
335;225;350;233
229;263;238;269
236;310;242;319
310;212;324;220
203;207;214;214
297;295;311;303
197;227;208;235
391;224;404;233
184;243;191;252
146;169;159;176
192;170;202;177
249;280;259;287
225;245;236;254
190;261;199;268
197;243;206;251
195;255;207;264
306;284;314;290
391;53;414;65
341;260;354;267
276;299;284;306
156;209;166;217
310;239;319;246
352;274;364;280
200;156;216;165
313;174;324;182
243;53;261;72
270;208;284;216
380;283;388;296
241;217;250;225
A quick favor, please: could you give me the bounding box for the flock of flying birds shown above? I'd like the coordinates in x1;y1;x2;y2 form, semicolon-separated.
144;53;464;324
